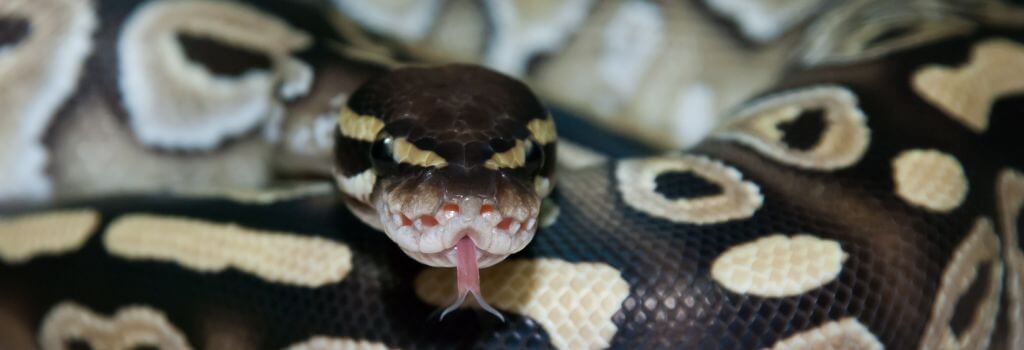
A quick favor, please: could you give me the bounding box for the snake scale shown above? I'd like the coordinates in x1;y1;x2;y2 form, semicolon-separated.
1;1;1023;349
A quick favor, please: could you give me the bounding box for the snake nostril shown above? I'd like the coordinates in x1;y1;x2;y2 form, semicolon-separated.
419;215;438;227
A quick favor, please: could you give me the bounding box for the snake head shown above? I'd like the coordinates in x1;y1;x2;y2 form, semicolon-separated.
333;64;556;271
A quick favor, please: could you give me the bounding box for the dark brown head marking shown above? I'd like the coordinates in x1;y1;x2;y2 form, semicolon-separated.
333;64;556;270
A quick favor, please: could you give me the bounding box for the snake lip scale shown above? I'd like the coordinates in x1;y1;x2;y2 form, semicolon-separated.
378;193;537;263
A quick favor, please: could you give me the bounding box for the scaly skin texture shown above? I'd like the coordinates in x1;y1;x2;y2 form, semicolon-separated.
0;3;1023;350
333;65;556;269
333;65;557;319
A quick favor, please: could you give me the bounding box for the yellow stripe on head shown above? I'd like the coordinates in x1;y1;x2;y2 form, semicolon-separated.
527;117;557;145
485;139;527;170
336;169;377;203
338;107;385;142
394;138;448;168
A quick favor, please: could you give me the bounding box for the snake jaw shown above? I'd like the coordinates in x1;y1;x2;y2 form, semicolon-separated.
377;195;538;268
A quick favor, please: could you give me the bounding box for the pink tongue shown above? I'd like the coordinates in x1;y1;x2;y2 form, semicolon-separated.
439;236;504;321
455;236;479;295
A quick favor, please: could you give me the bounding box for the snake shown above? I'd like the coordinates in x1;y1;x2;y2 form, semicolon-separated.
332;64;556;319
0;1;1023;350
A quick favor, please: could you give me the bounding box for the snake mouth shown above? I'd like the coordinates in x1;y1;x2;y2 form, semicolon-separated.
400;233;505;268
377;195;538;268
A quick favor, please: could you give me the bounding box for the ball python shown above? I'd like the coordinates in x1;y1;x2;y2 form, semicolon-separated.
1;4;1024;350
332;65;556;319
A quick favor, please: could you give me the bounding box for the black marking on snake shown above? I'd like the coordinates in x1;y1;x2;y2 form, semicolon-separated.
334;128;373;177
0;16;29;48
654;171;723;199
777;108;826;151
537;142;557;178
488;138;516;153
950;261;993;338
989;94;1024;169
178;33;272;77
64;339;161;350
549;107;656;157
66;340;93;350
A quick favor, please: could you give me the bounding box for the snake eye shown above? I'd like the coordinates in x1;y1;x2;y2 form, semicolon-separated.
371;131;395;166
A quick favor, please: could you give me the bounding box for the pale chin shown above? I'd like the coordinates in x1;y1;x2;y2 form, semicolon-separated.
401;247;510;268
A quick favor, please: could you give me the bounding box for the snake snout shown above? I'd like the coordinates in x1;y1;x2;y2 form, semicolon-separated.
380;194;539;268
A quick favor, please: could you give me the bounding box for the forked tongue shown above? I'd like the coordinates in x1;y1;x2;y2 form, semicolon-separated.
439;236;504;321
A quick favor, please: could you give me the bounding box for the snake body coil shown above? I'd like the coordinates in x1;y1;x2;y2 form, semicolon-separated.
0;2;1022;349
